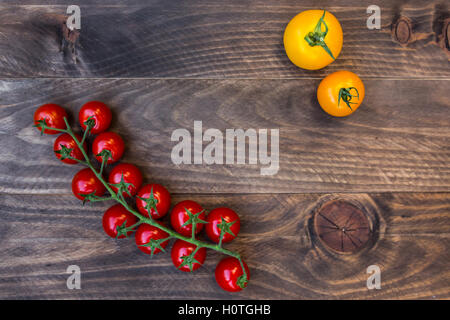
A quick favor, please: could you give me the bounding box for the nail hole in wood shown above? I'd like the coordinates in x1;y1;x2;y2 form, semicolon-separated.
314;200;371;254
392;16;413;46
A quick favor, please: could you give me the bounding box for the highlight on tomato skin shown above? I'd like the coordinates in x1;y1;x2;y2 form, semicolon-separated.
71;168;106;200
136;184;171;219
108;163;143;197
79;101;112;134
53;133;87;164
34;103;68;135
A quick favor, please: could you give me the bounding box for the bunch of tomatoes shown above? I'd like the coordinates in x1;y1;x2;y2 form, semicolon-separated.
284;9;366;117
33;101;249;293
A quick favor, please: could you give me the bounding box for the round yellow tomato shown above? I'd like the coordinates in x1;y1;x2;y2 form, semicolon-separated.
284;10;343;70
317;71;365;117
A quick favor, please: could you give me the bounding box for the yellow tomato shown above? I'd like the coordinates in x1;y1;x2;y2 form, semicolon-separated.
317;71;365;117
284;10;343;70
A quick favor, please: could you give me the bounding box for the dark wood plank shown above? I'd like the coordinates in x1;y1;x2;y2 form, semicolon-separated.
0;192;448;299
0;78;449;193
0;1;448;78
1;0;436;6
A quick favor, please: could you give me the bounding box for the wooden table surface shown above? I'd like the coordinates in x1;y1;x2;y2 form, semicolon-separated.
0;0;449;299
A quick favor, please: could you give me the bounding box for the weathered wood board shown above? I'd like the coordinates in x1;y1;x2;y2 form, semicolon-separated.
0;2;448;78
0;193;449;299
0;0;449;300
0;78;449;194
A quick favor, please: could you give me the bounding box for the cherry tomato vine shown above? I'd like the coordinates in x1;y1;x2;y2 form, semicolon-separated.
34;103;249;292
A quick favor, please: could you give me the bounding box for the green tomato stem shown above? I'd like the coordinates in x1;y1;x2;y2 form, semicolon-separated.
99;155;107;176
304;10;335;60
338;87;359;110
81;126;89;145
218;228;225;248
53;118;248;284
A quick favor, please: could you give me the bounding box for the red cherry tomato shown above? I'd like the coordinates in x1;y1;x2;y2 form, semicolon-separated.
215;257;250;292
53;133;87;164
136;184;171;219
78;101;112;134
108;163;143;197
71;168;106;200
170;200;205;237
92;132;125;164
171;239;206;272
34;104;67;135
135;222;170;256
205;207;241;244
102;204;138;238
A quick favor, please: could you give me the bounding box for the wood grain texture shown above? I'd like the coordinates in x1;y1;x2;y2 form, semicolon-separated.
1;78;449;194
0;0;449;301
0;1;448;78
0;192;448;299
1;0;438;6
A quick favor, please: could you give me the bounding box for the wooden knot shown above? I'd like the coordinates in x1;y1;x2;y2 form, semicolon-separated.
392;16;414;46
438;18;450;58
57;14;80;64
314;200;370;254
61;20;80;43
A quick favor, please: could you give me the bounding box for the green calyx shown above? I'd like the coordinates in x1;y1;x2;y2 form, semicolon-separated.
304;10;335;60
217;217;236;247
139;236;171;258
182;208;208;239
236;258;248;289
81;116;95;144
115;220;130;239
96;149;111;162
83;116;96;130
178;248;201;272
34;118;66;135
236;275;248;289
137;186;159;218
115;220;142;239
34;119;48;136
109;173;133;198
55;144;73;160
55;144;85;165
218;218;236;237
338;87;359;110
79;190;110;205
97;149;111;176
